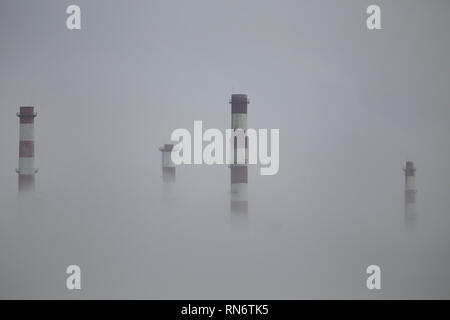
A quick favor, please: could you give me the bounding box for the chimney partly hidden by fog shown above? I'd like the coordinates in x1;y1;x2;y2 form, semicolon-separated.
16;106;38;192
229;94;249;225
404;161;417;226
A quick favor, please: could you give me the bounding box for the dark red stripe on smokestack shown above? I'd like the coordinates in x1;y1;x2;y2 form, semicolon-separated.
18;106;36;123
230;166;248;184
19;141;34;157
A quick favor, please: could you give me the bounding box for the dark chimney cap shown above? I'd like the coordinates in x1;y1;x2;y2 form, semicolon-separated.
405;161;415;170
230;94;249;104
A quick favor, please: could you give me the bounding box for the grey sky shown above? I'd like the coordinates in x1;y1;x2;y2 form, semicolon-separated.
0;0;449;298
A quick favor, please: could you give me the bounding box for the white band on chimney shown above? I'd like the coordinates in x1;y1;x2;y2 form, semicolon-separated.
19;123;35;141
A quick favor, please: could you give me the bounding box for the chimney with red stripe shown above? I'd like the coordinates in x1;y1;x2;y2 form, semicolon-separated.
16;106;38;192
404;161;417;226
229;94;249;223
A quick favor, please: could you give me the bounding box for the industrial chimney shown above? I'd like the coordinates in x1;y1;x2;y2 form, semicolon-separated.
229;94;249;224
404;161;417;226
159;144;176;183
16;106;38;192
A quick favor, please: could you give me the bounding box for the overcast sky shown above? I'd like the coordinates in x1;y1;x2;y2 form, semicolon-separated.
0;0;449;299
